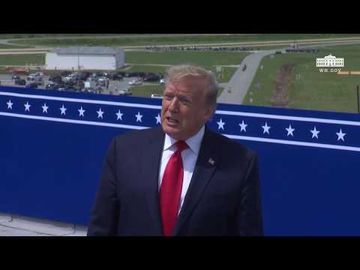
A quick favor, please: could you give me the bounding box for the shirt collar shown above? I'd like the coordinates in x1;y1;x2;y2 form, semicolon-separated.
163;125;205;155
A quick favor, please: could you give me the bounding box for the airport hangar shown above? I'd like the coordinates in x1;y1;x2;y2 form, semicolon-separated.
45;46;125;71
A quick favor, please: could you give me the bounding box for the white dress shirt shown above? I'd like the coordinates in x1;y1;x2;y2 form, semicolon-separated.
159;125;205;214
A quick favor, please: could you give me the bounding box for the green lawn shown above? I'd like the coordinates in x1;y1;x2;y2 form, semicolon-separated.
124;65;236;83
124;65;168;74
130;85;164;97
244;45;360;113
126;51;248;66
125;51;246;83
0;54;45;65
2;34;360;113
130;85;224;98
7;34;360;47
0;51;242;85
0;44;33;49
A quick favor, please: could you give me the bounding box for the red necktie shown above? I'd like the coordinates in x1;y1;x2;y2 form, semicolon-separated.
160;140;188;236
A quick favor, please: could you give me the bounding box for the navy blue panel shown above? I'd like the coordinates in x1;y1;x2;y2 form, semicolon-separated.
1;86;360;235
2;110;120;224
249;142;360;236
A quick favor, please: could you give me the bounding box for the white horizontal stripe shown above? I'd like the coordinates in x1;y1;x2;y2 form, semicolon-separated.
0;92;162;110
215;110;360;127
1;111;359;152
0;112;148;130
225;134;360;152
2;91;358;126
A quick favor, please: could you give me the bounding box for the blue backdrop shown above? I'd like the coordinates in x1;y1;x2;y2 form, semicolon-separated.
1;86;360;236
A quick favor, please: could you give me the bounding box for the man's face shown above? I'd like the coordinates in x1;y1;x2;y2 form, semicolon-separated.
161;77;214;140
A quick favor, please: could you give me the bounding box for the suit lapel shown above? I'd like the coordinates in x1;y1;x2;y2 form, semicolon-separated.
142;127;164;234
174;128;219;235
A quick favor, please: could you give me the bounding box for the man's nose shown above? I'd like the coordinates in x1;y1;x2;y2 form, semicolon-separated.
168;97;179;112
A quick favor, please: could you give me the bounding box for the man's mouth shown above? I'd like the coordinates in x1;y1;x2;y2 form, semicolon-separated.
166;117;179;124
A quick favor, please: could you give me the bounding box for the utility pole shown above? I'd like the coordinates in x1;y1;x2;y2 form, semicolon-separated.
77;47;80;71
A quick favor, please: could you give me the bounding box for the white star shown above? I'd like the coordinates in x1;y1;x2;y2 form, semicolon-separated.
135;111;143;122
6;100;13;109
78;107;86;117
42;103;49;113
155;113;161;124
336;129;346;141
217;118;225;130
24;102;31;112
116;109;123;120
96;108;104;119
262;122;271;134
239;120;247;132
60;105;67;115
285;124;295;136
310;126;320;139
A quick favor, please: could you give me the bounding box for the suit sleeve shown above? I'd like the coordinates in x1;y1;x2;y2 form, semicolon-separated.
87;138;120;236
237;153;263;236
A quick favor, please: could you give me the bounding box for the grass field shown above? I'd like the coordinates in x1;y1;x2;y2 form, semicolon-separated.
0;44;33;49
0;51;242;83
0;54;45;65
130;84;224;98
7;34;360;47
2;34;360;113
126;51;248;66
243;45;360;113
125;65;236;83
125;51;245;82
130;85;164;97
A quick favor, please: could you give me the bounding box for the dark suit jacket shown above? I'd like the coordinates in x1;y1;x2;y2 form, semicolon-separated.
87;126;263;236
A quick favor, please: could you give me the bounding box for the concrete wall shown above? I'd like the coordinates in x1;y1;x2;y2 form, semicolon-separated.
115;50;125;69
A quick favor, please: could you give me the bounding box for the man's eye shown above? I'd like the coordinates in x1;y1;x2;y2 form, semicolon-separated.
179;97;191;104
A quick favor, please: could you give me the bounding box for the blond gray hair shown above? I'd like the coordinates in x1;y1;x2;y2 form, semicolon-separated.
164;64;218;109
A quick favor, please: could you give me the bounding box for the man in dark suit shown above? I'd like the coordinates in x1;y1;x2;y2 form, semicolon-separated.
87;64;263;236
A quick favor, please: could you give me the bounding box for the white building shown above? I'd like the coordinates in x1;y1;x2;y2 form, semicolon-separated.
45;47;125;71
316;54;344;67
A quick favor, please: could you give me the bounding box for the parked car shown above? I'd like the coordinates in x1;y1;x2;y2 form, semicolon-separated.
14;78;26;85
119;90;132;96
60;71;72;77
129;78;143;86
143;73;161;82
27;72;44;79
45;82;56;89
108;72;123;80
49;75;63;84
151;94;163;99
27;74;43;82
25;82;39;88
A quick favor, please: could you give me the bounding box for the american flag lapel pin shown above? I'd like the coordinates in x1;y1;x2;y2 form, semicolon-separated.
208;158;215;166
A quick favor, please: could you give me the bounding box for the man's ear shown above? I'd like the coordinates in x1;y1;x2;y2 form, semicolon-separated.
204;105;216;122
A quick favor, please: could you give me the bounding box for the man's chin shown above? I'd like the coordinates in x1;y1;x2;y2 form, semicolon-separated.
162;125;182;139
